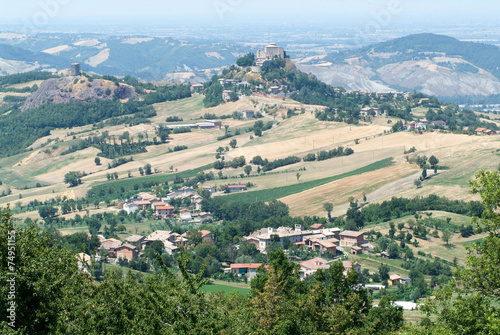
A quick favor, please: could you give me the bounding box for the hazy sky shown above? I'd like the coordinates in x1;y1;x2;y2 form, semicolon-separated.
0;0;498;30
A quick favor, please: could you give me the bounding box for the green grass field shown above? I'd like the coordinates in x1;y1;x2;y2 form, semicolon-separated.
351;253;413;278
221;157;394;203
88;163;214;195
201;283;251;295
103;263;152;278
0;168;42;188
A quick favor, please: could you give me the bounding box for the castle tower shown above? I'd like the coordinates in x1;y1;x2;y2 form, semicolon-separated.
70;63;81;76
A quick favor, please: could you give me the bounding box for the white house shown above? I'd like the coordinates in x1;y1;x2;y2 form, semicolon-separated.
124;202;139;215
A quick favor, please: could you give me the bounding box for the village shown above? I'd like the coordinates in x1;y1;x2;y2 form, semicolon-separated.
77;185;413;302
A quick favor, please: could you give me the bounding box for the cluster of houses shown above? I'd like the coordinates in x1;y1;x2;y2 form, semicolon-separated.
220;83;290;101
475;127;498;135
82;228;214;265
229;223;412;284
228;258;361;280
347;90;409;99
77;221;412;288
121;189;214;222
243;224;369;256
406;118;448;131
227;255;411;285
405;120;500;135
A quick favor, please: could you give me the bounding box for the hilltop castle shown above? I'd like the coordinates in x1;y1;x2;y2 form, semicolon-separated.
256;43;285;66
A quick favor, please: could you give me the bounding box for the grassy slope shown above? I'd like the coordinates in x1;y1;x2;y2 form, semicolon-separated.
361;212;487;264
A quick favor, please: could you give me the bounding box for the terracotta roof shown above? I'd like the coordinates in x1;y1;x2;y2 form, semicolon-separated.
152;201;166;206
299;257;330;270
476;127;487;132
116;244;136;250
125;235;145;243
133;200;151;205
137;192;157;200
200;230;211;238
390;274;402;281
146;231;172;241
317;240;336;248
351;246;362;251
100;238;122;250
230;263;265;269
310;224;325;229
340;230;365;238
156;206;174;210
228;185;246;188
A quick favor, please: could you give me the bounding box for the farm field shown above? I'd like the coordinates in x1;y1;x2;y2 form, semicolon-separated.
280;162;421;217
1;91;499;227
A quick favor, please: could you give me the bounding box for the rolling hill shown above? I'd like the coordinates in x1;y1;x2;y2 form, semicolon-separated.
296;33;500;98
0;34;252;82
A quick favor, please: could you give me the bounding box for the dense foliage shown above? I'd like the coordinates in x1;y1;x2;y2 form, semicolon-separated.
203;77;224;108
424;104;498;131
0;71;58;87
142;84;191;105
346;195;483;228
0;207;405;334
236;53;255;67
0;99;147;157
63;135;148;159
261;156;301;172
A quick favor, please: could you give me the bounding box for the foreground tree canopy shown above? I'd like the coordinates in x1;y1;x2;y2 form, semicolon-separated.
415;170;500;334
0;205;404;334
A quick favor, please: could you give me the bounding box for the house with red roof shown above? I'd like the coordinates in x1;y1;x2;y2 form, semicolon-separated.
340;231;366;247
230;263;266;280
476;127;488;135
200;230;212;243
228;185;247;193
151;201;166;210
133;200;151;210
299;257;330;279
115;244;138;260
155;205;174;219
310;223;325;230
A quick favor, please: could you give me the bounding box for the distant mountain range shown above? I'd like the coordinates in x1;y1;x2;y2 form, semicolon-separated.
3;32;500;100
295;33;500;99
0;34;253;82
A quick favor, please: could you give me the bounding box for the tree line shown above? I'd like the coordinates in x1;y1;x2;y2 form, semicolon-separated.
344;194;483;229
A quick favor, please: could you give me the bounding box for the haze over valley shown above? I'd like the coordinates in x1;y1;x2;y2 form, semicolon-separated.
0;1;499;334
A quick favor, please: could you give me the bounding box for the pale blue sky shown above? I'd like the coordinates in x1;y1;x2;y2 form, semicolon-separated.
0;0;498;26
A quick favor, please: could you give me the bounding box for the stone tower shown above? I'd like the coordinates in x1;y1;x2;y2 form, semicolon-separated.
70;63;81;76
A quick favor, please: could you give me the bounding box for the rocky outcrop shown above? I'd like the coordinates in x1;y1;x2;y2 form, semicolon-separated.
21;76;136;111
